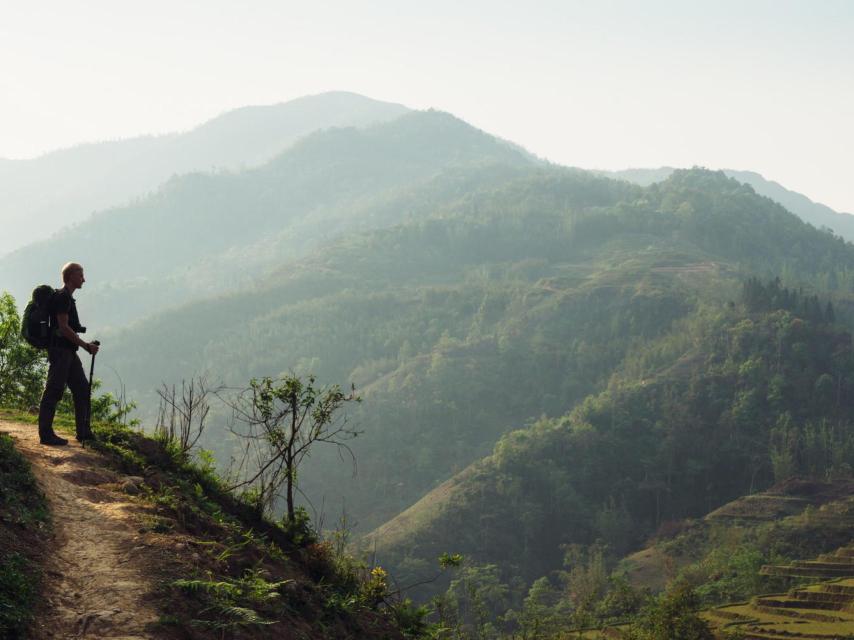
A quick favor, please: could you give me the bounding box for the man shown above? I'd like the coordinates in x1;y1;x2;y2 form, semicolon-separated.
37;262;100;446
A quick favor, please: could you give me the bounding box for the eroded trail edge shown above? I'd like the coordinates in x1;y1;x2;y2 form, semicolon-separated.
1;420;162;640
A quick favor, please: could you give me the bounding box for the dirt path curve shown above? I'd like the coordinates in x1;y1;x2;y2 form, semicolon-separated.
0;420;162;639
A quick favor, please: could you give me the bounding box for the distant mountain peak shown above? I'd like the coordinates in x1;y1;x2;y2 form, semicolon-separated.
0;92;410;257
190;91;410;135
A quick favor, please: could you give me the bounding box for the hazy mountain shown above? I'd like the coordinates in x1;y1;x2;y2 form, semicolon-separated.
725;169;854;240
1;109;531;327
605;167;854;241
6;102;854;614
0;91;409;257
99;165;646;523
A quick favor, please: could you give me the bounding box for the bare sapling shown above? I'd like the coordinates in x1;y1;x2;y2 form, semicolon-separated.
222;374;360;522
155;376;217;457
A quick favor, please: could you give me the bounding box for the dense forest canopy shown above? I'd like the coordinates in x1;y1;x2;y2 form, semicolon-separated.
371;281;854;579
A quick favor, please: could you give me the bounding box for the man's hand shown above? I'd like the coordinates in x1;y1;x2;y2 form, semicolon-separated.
86;342;100;355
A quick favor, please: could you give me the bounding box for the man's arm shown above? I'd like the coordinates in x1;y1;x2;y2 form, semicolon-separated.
56;313;99;355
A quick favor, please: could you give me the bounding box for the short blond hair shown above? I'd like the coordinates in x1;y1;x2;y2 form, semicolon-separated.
61;262;83;283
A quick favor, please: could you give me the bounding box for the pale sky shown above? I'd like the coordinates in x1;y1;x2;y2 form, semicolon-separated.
2;0;853;211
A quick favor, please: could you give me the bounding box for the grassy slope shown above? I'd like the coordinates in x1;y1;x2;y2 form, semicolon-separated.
84;421;409;640
0;409;410;640
0;428;50;638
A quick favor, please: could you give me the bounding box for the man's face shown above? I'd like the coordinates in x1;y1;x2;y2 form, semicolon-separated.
67;268;85;290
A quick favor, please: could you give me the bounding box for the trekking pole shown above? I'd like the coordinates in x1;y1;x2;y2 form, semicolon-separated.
84;340;101;445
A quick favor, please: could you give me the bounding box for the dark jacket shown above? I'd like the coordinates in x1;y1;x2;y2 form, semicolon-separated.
49;288;83;351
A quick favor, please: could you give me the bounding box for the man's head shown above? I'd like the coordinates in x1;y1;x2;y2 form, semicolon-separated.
61;262;85;291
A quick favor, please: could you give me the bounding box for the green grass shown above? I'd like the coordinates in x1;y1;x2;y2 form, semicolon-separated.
0;406;74;430
0;432;50;639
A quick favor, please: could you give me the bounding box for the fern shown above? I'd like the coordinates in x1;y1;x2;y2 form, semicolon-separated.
172;570;293;634
173;578;242;598
192;604;276;627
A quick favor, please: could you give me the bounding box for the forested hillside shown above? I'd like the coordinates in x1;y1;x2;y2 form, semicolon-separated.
97;166;854;540
369;280;854;593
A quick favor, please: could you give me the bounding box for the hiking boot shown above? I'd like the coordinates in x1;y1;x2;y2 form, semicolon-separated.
76;432;95;444
40;434;69;446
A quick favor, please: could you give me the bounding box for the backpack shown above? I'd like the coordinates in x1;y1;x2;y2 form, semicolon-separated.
21;285;56;349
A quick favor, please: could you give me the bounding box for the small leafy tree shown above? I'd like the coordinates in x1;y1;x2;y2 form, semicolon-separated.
59;378;139;428
770;413;798;482
224;374;359;521
509;576;571;639
444;563;509;639
624;582;714;640
0;292;46;409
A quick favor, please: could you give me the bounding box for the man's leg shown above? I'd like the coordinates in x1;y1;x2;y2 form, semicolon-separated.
66;352;92;440
38;348;71;444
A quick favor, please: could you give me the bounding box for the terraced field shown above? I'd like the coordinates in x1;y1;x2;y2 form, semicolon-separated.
582;541;854;639
704;543;854;639
623;480;854;594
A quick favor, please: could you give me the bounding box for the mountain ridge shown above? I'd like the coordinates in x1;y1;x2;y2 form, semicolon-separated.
0;109;533;327
0;92;410;257
605;166;854;242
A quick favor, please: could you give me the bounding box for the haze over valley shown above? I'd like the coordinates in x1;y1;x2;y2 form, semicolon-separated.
5;92;854;631
3;4;854;637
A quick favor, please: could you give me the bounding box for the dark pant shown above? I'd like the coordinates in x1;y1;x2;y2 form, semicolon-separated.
38;347;90;440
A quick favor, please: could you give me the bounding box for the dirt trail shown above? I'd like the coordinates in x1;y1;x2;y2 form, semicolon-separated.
1;420;162;639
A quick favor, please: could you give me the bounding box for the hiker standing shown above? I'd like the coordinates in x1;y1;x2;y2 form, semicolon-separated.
37;262;100;446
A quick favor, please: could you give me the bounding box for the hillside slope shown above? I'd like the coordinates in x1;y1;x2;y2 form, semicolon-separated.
365;278;854;597
0;92;409;258
703;538;854;640
0;429;49;637
607;167;854;242
98;169;854;539
0;417;410;639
